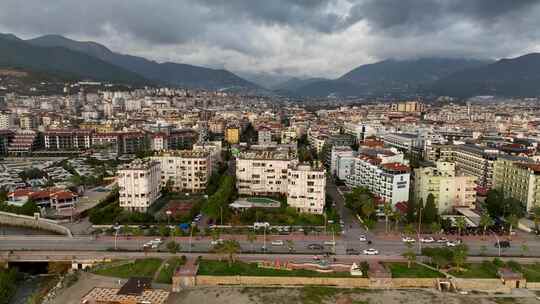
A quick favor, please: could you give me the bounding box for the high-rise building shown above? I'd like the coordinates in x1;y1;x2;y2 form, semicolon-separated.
151;150;212;193
287;164;326;214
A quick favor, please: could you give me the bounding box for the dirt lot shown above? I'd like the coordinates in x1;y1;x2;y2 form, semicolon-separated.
51;273;540;304
171;287;540;304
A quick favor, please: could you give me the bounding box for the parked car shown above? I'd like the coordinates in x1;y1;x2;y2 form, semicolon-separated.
323;241;336;246
271;240;284;246
446;240;461;247
363;248;379;255
420;237;435;243
436;237;448;243
359;235;367;242
402;237;415;243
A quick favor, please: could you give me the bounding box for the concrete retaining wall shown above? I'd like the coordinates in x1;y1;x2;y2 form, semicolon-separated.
453;278;510;293
526;282;540;289
195;276;437;288
0;211;72;237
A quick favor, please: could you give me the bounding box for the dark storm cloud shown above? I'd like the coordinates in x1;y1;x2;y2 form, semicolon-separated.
1;0;540;77
348;0;540;35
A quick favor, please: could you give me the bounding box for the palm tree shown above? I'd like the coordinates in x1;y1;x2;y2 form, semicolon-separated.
215;240;241;266
383;203;392;234
402;242;416;268
532;207;540;232
455;217;466;237
286;240;295;252
172;227;182;244
392;211;402;232
452;244;468;272
132;227;143;250
430;222;441;235
247;231;257;252
479;214;494;240
404;223;415;236
506;214;519;240
521;243;529;257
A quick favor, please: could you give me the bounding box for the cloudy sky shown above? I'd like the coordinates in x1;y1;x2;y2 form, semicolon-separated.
1;0;540;79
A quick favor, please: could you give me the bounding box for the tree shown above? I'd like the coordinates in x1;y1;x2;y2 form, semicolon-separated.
403;242;416;268
422;247;453;269
404;223;415;236
286;240;295;252
423;194;438;224
166;241;181;254
452;244;468;272
506;214;519;239
172;227;182;244
406;199;417;223
215;240;241;266
521;243;529;257
211;229;221;242
383;203;392;234
132;227;143;250
392;211;402;232
455;217;466;237
247;231;257;252
0;268;18;304
484;189;505;218
479;213;494;240
430;222;441;235
532;206;540;233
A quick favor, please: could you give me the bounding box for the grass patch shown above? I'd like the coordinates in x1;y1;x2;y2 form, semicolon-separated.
514;263;540;282
155;257;185;284
197;260;352;277
93;258;162;278
386;263;444;278
448;262;499;278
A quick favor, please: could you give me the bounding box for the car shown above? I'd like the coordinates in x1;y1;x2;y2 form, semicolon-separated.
323;241;336;246
271;240;284;246
151;244;159;249
153;238;162;244
436;237;449;243
359;235;367;242
312;255;320;261
363;248;379;255
346;248;360;255
211;239;224;245
446;240;460;247
402;237;415;243
420;237;435;243
494;241;511;248
307;243;324;250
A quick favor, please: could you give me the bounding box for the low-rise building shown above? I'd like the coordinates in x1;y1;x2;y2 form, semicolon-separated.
413;162;477;213
493;160;540;212
118;159;161;212
236;150;292;196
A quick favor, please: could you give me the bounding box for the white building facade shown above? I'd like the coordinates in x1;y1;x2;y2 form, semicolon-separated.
118;159;161;212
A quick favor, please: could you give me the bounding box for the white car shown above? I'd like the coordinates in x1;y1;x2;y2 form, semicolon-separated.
446;240;460;247
271;240;284;246
436;237;449;243
363;248;379;255
359;235;367;242
211;239;224;245
402;237;416;243
420;237;435;243
323;241;336;246
153;238;162;244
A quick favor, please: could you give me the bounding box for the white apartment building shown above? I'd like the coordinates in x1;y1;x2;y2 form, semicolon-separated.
281;127;298;144
382;133;419;152
236;149;326;214
0;111;14;129
287;164;326;214
346;152;410;206
118;159;161;212
330;146;355;177
236;150;292;196
151;150;212;193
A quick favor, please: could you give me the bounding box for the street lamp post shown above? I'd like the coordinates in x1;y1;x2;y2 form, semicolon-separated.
492;230;501;257
417;207;423;254
166;210;172;226
189;225;193;253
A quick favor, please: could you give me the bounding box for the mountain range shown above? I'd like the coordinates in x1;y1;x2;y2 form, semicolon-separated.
1;32;540;97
